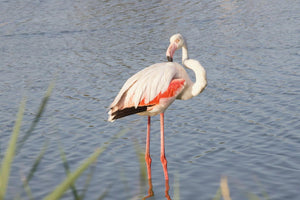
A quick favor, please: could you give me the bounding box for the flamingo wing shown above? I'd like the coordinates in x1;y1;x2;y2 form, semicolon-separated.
108;62;186;121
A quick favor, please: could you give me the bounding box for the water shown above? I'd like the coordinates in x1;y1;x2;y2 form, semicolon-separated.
0;0;299;199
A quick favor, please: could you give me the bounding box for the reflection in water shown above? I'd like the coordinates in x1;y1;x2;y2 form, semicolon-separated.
143;179;171;200
164;180;171;200
142;179;154;200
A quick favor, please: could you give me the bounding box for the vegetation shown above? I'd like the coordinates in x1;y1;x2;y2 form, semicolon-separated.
0;82;110;200
0;82;269;200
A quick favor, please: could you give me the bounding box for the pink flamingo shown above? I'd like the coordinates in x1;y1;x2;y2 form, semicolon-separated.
108;33;207;180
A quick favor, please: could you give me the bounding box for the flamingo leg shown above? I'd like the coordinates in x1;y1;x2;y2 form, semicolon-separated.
145;116;152;180
160;113;169;180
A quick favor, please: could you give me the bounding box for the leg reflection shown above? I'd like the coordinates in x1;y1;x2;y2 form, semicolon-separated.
143;178;172;200
143;178;154;200
165;179;171;200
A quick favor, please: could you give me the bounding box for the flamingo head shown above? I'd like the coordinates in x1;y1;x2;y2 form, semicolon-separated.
166;33;185;62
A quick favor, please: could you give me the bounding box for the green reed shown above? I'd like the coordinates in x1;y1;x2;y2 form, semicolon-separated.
0;98;26;199
0;81;269;200
0;82;115;200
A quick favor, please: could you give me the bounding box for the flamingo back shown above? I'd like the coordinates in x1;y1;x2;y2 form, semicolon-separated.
108;62;186;121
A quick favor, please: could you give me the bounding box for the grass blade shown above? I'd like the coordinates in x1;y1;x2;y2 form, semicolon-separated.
0;97;26;199
20;141;48;200
18;81;54;152
220;176;232;200
21;178;34;200
133;140;147;185
43;147;104;200
26;142;48;182
44;129;128;200
79;166;96;200
59;147;80;200
212;186;222;200
97;186;111;200
247;192;262;200
173;173;180;200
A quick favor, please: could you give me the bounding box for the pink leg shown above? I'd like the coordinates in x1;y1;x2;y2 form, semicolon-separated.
160;113;169;180
145;116;152;180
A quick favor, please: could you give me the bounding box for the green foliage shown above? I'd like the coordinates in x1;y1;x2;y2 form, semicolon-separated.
0;82;114;200
0;98;26;200
21;142;48;200
44;148;103;200
17;81;54;152
0;82;270;200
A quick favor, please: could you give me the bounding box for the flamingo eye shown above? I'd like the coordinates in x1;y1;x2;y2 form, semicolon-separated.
175;39;180;43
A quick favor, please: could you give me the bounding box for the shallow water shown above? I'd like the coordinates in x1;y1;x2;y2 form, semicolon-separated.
0;0;299;199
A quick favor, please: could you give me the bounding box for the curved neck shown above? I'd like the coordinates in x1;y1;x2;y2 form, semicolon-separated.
183;59;207;97
182;44;188;63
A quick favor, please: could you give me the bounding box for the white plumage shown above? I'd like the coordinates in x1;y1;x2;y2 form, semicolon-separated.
107;33;207;180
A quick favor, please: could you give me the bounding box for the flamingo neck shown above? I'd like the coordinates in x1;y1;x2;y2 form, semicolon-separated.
182;45;188;63
183;59;207;97
192;62;207;96
181;42;207;97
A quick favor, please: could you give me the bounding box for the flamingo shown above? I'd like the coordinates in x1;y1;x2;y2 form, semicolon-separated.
108;33;207;180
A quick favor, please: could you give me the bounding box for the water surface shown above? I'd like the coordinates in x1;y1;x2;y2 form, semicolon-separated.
0;0;299;199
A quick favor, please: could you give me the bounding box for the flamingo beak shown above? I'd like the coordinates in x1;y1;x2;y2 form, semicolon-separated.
167;56;173;62
166;42;178;62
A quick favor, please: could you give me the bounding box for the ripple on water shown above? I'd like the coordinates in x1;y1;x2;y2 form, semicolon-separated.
0;0;299;199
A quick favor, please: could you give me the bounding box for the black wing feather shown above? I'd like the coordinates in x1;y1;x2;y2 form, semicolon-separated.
111;105;154;120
